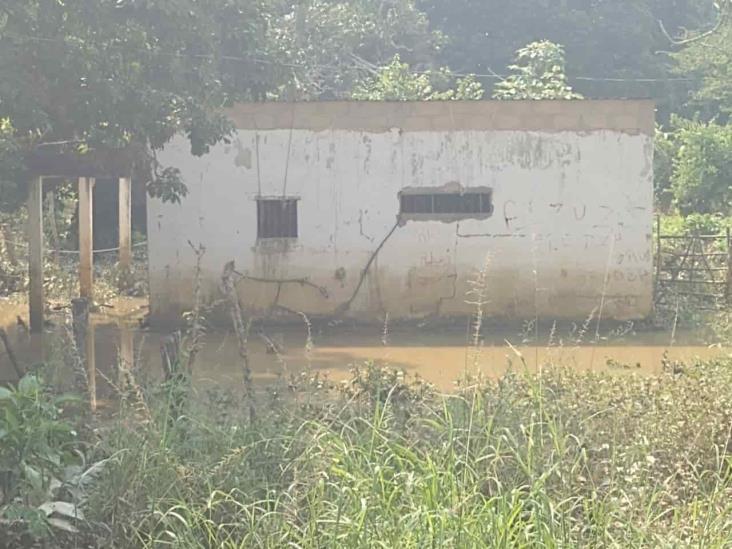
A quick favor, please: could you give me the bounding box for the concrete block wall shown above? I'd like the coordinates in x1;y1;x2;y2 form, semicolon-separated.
148;100;654;324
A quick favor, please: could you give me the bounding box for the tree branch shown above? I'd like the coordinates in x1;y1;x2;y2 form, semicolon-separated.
658;2;729;46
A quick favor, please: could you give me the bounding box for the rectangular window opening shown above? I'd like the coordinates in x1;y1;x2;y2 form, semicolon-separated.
256;198;298;239
399;189;493;220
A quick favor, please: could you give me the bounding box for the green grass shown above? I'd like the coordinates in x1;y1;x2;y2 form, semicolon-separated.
70;357;732;548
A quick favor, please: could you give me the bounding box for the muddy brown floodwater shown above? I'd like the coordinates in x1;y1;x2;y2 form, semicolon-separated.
1;297;730;395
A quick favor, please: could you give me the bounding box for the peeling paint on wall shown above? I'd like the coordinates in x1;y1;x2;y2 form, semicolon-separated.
235;143;252;169
148;101;654;325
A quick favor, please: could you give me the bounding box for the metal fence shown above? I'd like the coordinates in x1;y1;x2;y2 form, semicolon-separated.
655;220;732;312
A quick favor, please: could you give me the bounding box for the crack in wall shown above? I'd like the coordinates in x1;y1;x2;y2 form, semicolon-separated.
433;226;461;316
434;273;458;316
358;209;375;242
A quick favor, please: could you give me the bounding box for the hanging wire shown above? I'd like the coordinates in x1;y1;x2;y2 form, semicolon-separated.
0;32;706;85
3;239;147;255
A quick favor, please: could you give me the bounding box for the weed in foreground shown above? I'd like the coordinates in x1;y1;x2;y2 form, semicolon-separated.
63;357;732;548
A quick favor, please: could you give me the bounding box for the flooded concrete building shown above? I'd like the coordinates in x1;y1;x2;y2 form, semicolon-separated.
148;100;654;324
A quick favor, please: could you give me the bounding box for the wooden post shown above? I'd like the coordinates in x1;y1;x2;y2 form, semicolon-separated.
118;177;132;270
28;176;44;332
72;298;96;411
78;177;94;300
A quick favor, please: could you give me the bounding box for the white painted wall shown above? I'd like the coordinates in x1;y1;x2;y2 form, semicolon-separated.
149;113;653;323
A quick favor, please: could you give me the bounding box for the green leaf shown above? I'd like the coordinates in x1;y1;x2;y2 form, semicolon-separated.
23;463;43;491
47;517;79;533
18;375;40;395
38;501;85;520
494;41;582;101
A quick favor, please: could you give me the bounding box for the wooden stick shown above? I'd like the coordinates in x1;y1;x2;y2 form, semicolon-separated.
0;328;24;379
118;177;132;271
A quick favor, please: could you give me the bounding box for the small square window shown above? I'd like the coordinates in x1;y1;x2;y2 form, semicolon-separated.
257;198;298;239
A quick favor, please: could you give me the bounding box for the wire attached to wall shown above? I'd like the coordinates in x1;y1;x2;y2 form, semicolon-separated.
254;124;262;197
281;103;296;198
334;220;401;316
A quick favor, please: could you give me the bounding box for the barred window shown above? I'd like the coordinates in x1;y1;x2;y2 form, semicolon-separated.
256;198;298;239
399;189;493;219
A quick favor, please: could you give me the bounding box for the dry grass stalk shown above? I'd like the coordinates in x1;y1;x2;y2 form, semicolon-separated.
185;241;206;373
298;311;314;369
465;255;490;372
221;260;255;421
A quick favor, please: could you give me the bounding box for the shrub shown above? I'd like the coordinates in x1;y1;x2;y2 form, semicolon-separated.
670;119;732;215
0;375;81;542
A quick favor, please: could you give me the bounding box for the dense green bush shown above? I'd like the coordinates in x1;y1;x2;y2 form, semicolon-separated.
669;119;732;215
0;376;81;541
493;41;582;100
351;54;484;101
659;212;732;237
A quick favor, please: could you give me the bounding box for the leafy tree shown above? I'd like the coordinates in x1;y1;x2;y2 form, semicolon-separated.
493;41;582;100
351;55;483;100
669;118;732;215
0;0;277;203
267;0;443;99
419;0;717;114
674;9;732;118
0;0;448;207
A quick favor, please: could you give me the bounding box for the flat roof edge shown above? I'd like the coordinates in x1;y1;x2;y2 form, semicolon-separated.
225;100;655;135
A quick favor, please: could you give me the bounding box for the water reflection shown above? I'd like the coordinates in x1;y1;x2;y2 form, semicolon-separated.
2;310;729;393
